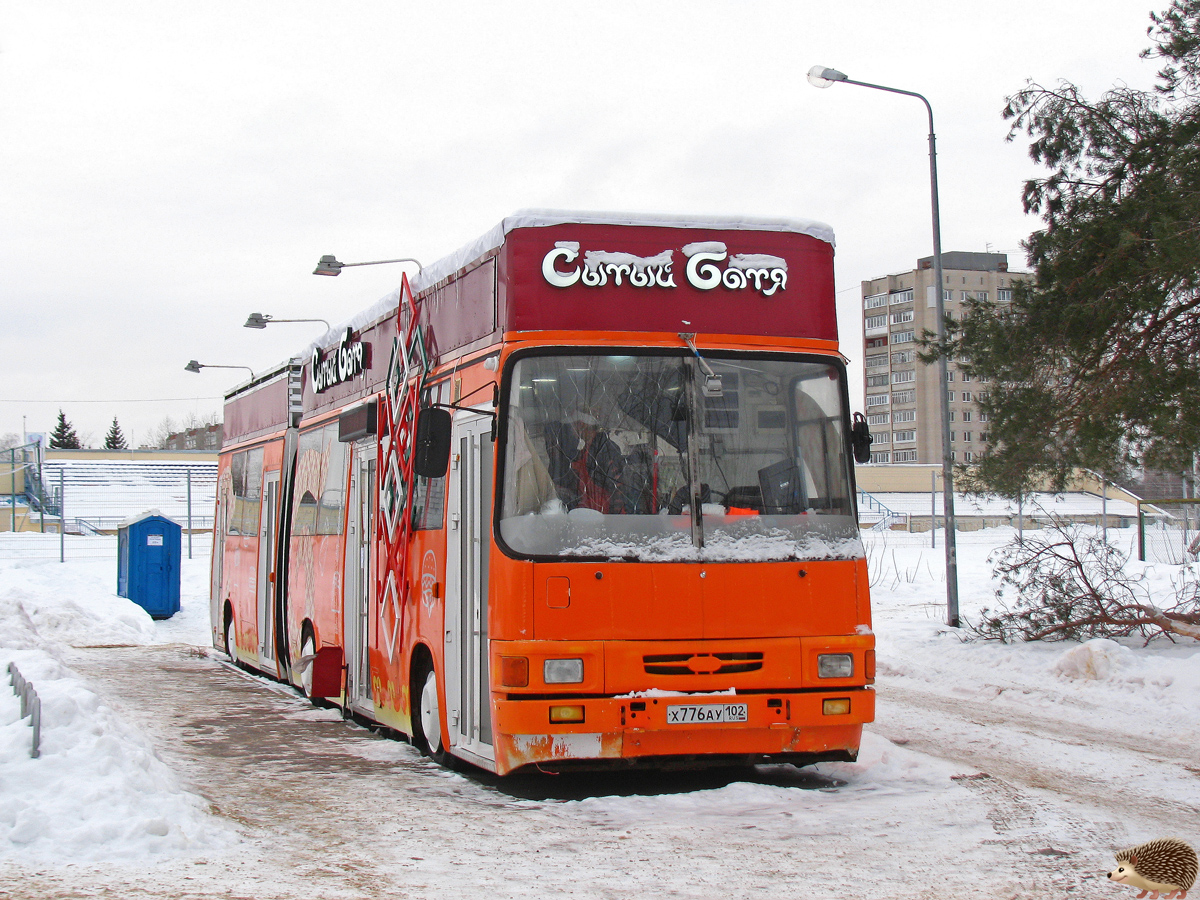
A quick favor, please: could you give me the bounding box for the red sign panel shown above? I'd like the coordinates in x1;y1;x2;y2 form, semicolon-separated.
500;224;837;341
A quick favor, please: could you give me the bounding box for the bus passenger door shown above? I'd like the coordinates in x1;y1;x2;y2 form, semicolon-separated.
343;443;375;716
257;471;280;673
445;412;494;764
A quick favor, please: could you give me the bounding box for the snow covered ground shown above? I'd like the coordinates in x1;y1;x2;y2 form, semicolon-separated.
0;525;1197;899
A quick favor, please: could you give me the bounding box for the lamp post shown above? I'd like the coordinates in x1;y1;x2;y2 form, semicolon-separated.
184;360;254;377
244;313;332;330
808;64;960;627
313;255;422;276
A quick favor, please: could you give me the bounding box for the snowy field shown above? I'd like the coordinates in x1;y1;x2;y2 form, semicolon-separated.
0;526;1197;899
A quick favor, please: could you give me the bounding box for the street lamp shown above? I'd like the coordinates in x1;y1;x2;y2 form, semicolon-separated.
185;360;254;377
244;312;332;330
313;255;422;276
808;64;961;627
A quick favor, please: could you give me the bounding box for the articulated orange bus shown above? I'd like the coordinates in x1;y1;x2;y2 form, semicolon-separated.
211;211;875;775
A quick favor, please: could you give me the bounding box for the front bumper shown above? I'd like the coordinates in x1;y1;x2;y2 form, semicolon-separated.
492;687;874;774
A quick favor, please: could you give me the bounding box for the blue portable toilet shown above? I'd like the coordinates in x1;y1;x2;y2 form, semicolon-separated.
117;510;181;619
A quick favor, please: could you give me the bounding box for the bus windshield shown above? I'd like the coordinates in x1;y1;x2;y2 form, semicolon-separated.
499;350;863;562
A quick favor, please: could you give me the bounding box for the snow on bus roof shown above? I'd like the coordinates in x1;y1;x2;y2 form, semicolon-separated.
301;209;835;355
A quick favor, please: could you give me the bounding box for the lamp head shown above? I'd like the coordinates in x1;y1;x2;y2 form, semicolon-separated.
313;254;343;276
807;65;848;88
244;312;270;329
184;360;202;373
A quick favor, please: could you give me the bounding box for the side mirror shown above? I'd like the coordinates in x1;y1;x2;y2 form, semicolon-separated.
851;412;873;464
414;407;453;478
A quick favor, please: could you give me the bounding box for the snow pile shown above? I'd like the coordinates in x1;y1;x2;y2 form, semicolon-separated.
0;556;235;862
1054;638;1135;680
0;648;235;860
0;558;156;650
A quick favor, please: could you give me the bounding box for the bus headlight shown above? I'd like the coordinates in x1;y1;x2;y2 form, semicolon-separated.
818;653;854;678
543;658;584;684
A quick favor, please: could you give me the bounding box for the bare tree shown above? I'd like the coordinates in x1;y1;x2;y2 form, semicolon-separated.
975;516;1200;643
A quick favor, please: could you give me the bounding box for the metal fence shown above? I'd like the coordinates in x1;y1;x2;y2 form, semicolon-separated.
0;450;216;560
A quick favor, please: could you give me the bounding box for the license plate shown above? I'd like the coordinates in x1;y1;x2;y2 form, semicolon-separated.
666;703;749;724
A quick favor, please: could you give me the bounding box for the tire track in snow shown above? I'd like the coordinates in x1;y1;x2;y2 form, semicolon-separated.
873;680;1200;838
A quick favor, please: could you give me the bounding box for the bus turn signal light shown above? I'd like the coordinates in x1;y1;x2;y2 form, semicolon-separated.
822;698;851;716
501;656;529;688
549;704;585;724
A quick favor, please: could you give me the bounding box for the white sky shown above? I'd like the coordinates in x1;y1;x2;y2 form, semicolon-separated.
0;1;1162;447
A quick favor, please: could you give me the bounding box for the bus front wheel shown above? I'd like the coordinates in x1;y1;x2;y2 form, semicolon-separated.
415;666;450;766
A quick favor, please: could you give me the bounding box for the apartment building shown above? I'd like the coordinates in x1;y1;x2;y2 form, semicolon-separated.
860;251;1031;465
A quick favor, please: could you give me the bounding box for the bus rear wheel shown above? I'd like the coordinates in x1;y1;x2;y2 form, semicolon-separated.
223;612;237;663
415;665;451;766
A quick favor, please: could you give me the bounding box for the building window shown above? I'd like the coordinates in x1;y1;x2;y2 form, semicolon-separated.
950;432;956;443
961;391;972;402
963;432;973;443
893;450;918;463
865;293;888;309
866;337;888;349
960;291;973;302
893;430;916;443
961;373;972;383
962;411;972;422
891;309;914;325
892;350;914;365
947;391;955;402
892;390;915;404
980;431;990;443
865;314;887;330
865;353;889;368
979;412;989;422
997;289;1012;302
890;289;914;305
892;370;915;384
976;391;989;401
867;394;890;407
893;409;916;423
975;291;989;301
948;410;955;422
892;331;915;344
869;451;891;464
946;370;954;382
867;374;890;387
873;432;891;444
867;413;890;425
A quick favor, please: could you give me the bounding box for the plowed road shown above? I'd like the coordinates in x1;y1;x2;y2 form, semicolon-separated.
2;644;1190;900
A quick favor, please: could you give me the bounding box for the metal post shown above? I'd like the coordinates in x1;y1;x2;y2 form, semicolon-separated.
930;469;937;549
815;71;960;626
1018;493;1024;543
187;469;193;560
10;448;15;533
1101;473;1108;541
59;468;65;563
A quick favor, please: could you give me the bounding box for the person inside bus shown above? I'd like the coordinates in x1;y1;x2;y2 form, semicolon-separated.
544;419;583;508
569;410;624;513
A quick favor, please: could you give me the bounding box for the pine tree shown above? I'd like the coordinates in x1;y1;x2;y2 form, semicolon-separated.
104;417;128;450
49;410;82;450
945;0;1200;493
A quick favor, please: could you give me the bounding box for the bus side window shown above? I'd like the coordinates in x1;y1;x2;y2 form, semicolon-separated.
412;475;447;531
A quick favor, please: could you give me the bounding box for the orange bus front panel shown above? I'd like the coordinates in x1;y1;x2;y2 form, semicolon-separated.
526;559;866;643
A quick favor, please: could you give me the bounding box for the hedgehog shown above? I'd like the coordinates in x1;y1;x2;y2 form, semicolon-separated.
1107;838;1197;899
